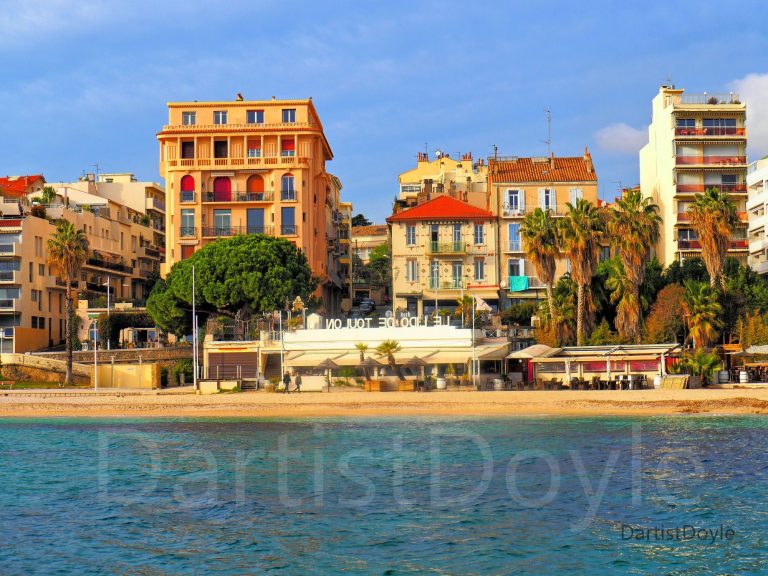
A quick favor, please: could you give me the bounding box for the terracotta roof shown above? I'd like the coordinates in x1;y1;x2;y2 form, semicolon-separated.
0;175;45;197
489;152;596;183
387;195;494;222
352;225;388;237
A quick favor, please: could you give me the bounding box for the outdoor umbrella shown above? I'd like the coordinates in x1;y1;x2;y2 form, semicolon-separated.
358;356;383;378
316;358;339;392
404;356;428;387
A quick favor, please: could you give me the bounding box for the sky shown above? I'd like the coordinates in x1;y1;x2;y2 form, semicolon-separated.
2;0;768;222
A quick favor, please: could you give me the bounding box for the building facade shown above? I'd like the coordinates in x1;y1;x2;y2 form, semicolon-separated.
387;195;499;317
747;158;768;274
640;85;749;266
0;175;165;353
351;224;389;305
157;96;350;315
487;151;599;303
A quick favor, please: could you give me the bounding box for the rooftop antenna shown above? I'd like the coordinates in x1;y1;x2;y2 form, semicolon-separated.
492;144;498;160
540;108;551;156
92;163;101;178
613;179;623;199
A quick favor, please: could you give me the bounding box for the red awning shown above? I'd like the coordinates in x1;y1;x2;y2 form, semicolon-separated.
281;139;295;151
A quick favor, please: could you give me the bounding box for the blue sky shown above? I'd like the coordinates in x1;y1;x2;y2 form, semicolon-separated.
2;0;768;222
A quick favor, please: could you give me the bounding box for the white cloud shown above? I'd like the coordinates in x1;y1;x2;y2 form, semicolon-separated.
729;72;768;159
593;122;647;155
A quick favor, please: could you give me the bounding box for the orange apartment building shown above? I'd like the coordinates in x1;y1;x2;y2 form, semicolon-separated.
157;96;351;315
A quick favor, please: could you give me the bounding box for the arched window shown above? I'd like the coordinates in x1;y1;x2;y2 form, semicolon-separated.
180;175;195;202
281;174;295;201
213;177;231;202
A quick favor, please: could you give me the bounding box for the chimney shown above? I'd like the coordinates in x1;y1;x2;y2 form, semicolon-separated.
417;152;428;163
549;152;555;170
584;146;594;174
424;179;433;203
461;152;472;162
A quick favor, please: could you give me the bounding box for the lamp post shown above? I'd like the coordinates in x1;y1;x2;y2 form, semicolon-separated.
471;296;477;389
192;265;198;390
91;320;98;390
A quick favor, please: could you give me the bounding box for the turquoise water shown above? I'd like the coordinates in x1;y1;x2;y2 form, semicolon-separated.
0;416;766;575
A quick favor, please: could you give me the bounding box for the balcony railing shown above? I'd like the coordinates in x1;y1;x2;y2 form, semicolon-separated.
428;278;463;290
166;155;309;169
429;241;465;254
678;239;701;250
675;127;746;137
508;276;544;291
180;226;197;237
280;224;297;235
86;258;133;274
731;239;749;250
201;226;275;237
679;93;741;105
161;121;318;132
506;241;522;252
0;270;19;282
202;191;275;203
676;156;747;166
180;191;196;203
676;184;747;194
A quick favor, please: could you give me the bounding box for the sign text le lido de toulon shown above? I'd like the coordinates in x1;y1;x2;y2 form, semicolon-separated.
324;315;455;330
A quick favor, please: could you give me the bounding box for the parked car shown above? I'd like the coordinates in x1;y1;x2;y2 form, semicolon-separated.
360;298;376;312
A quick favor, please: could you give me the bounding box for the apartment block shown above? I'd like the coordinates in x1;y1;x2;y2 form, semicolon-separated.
157;96;350;315
387;195;499;317
487;151;599;302
640;85;749;266
351;224;389;305
0;175;165;353
747;158;768;274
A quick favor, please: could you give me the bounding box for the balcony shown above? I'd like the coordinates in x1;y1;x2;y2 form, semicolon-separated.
0;242;18;256
0;270;19;283
280;224;297;235
679;93;741;105
180;226;197;237
675;127;746;137
505;241;523;252
146;197;166;212
428;278;463;290
678;239;748;251
161;121;319;133
749;237;768;254
180;191;196;203
86;258;133;274
202;190;274;203
676;212;690;222
201;226;275;238
731;239;749;250
138;245;160;259
0;218;22;228
508;276;544;292
754;260;768;275
166;155;309;170
675;156;747;166
676;184;747;194
0;298;17;309
428;241;465;255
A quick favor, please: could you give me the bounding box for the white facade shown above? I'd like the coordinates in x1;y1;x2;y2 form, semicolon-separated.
747;158;768;274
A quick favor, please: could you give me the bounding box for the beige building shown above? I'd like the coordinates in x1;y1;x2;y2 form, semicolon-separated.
487;151;599;302
0;175;165;353
351;224;388;305
394;151;488;212
387;195;499;317
157;96;350;315
640;85;749;266
747;158;768;274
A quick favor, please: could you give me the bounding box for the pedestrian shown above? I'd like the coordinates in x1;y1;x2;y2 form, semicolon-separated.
295;372;302;393
283;371;291;394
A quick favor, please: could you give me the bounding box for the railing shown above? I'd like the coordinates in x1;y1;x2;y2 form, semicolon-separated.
502;204;527;216
201;226;275;237
676;213;690;222
166;156;310;169
731;239;749;249
675;127;746;137
506;241;522;252
338;229;350;240
676;184;747;193
86;258;133;274
0;299;16;308
508;275;545;290
203;191;275;203
679;93;741;105
280;224;297;235
428;278;463;290
280;190;296;201
429;241;465;254
0;270;18;282
0;219;22;227
676;156;747;166
0;243;17;254
678;239;701;250
180;226;197;237
180;191;196;203
161;121;319;132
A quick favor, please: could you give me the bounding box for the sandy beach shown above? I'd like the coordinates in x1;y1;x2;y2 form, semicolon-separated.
2;387;768;418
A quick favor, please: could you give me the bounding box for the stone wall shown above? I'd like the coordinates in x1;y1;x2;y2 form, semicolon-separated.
32;346;193;365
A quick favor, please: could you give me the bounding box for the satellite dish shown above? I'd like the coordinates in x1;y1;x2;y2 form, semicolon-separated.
434;149;442;158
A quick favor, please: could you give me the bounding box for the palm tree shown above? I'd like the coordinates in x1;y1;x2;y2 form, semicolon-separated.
455;294;474;328
687;188;739;288
608;190;661;341
681;280;723;349
47;221;89;386
520;208;560;315
604;259;639;342
355;342;369;379
375;339;403;380
683;348;722;385
558;199;605;345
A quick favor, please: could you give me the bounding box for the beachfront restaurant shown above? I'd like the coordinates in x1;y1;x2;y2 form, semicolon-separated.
511;343;682;390
202;316;510;391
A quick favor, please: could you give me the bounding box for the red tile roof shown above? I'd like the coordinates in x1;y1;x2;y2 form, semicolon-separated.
0;175;45;197
489;152;596;183
352;224;388;237
387;195;494;222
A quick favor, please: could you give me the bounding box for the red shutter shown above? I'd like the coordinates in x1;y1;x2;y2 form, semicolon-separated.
281;139;295;151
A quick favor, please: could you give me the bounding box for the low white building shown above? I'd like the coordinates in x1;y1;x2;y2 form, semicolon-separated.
747;158;768;274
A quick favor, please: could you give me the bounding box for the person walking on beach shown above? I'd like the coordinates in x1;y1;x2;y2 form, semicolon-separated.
294;372;302;393
283;371;291;394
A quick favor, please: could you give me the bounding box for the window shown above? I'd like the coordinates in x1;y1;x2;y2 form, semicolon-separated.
508;258;524;277
181;245;195;260
540;189;556;211
180;175;195;202
39;317;45;329
676;118;695;128
213;110;228;125
401;184;421;195
31;316;38;329
473;223;484;245
406;259;419;282
181;209;195;236
281;174;296;201
505;189;523;213
31;289;39;302
181;141;195;159
29;262;33;282
213;141;228;159
39;264;45;276
474;259;485;281
281;138;295;157
282;109;296;123
213;210;231;235
182;111;196;126
508;223;521;251
281;207;296;235
247;141;261;158
406;225;416;246
246;110;264;124
569;188;583;205
452;224;462;245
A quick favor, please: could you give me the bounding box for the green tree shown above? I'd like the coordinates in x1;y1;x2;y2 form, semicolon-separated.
355;343;369;379
520;208;560;316
604;258;641;342
367;241;391;285
351;214;373;227
375;339;403;380
608;190;661;341
682;280;723;349
47;221;89;386
663;257;710;285
41;186;57;204
558;199;605;345
146;279;191;338
588;319;619;345
687;188;739;288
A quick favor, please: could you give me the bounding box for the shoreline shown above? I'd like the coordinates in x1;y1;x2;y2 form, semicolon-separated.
2;389;768;418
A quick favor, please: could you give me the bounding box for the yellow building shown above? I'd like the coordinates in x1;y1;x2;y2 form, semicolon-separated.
387;195;499;316
639;85;749;265
487;151;599;301
395;151;488;212
0;175;165;353
157;96;350;315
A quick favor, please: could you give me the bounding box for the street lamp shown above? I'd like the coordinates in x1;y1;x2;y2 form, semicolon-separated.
91;320;99;390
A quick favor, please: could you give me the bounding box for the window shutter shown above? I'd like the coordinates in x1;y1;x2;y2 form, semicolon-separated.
551;189;557;211
538;189;545;208
518;190;526;212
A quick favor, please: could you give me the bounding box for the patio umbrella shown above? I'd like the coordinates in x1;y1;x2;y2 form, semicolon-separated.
405;356;428;385
316;358;339;392
358;356;383;379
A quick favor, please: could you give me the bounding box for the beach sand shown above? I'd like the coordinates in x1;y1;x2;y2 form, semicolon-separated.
2;387;768;418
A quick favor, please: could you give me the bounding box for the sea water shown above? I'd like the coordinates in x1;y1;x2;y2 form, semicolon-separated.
0;416;765;575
